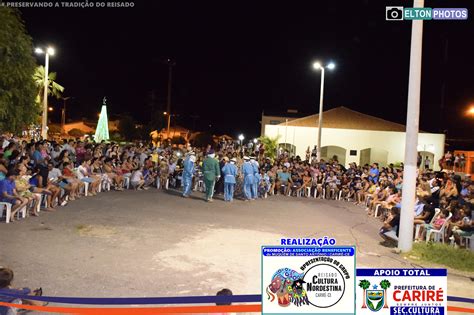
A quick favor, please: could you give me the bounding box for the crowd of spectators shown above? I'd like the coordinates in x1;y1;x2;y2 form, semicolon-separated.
0;135;472;249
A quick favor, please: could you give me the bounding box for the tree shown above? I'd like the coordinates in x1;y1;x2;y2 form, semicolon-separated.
191;132;214;148
33;65;64;105
379;279;391;309
68;128;84;137
259;135;280;160
358;280;370;308
0;8;38;133
171;136;186;145
118;115;136;141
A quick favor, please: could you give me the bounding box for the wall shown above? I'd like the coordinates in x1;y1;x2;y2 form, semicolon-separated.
264;125;445;170
261;115;299;136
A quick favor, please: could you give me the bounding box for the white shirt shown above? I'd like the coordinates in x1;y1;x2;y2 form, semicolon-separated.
131;170;143;182
48;168;62;180
77;165;88;179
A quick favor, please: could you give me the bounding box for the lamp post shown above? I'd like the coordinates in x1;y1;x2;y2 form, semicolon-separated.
61;96;72;129
398;0;424;253
35;47;55;139
165;58;176;140
312;61;335;162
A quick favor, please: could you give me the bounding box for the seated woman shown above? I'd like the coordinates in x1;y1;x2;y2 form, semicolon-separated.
15;166;41;217
77;159;100;196
103;158;123;190
416;210;449;241
62;162;83;199
379;207;400;246
28;168;55;211
299;170;312;197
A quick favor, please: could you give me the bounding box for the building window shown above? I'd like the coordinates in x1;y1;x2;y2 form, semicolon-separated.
350;150;357;156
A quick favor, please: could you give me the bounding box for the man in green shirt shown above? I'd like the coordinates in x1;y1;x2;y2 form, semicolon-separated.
202;149;220;202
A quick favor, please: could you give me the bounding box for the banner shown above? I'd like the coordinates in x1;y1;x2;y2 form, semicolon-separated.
356;268;447;315
262;246;356;314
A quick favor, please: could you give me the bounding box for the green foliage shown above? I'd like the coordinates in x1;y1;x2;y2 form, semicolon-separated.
118;115;136;141
367;300;374;310
376;300;383;310
379;280;391;290
110;131;123;142
258;135;280;160
358;280;370;290
191;132;214;148
406;242;474;272
0;8;38;133
33;65;64;104
68;128;84;137
171;136;186;145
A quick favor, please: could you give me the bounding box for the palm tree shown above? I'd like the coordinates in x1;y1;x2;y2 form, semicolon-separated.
380;280;391;308
33;65;65;105
358;280;371;308
258;135;280;160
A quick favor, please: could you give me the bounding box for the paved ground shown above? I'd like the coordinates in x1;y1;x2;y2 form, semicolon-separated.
0;189;472;312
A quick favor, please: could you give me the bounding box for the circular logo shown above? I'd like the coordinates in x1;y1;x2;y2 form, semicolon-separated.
303;263;345;308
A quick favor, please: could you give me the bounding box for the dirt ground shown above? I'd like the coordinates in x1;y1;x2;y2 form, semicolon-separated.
1;189;472;314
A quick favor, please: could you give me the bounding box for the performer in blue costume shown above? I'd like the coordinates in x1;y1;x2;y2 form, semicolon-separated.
250;156;259;199
221;157;238;202
182;151;196;198
242;156;255;201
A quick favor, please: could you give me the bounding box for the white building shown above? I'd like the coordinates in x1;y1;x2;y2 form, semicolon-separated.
263;107;445;170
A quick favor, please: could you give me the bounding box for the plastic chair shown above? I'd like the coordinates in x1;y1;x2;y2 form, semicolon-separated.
305;186;311;198
426;211;452;243
0;202;12;223
124;176;130;189
415;208;440;240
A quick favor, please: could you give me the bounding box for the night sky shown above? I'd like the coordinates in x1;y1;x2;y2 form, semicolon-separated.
19;0;474;140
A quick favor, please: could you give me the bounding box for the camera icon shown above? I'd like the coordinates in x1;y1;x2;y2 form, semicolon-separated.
386;6;404;20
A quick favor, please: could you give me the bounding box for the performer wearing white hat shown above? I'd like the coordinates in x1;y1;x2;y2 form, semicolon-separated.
221;157;238;201
242;156;255;200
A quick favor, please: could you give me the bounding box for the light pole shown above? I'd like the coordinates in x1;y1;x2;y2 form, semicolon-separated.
165;58;176;140
61;96;72;130
35;47;55;139
312;61;335;162
399;0;424;253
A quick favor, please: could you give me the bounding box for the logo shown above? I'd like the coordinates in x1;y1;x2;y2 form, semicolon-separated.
266;263;347;309
386;6;468;21
266;268;309;307
386;6;403;20
359;279;391;312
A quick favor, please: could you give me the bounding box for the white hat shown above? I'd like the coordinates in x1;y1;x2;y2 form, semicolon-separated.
243;156;250;160
230;158;237;163
188;151;195;156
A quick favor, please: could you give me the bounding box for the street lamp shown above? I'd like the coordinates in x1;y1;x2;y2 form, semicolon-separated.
35;46;55;139
48;107;53;111
312;61;336;162
467;105;474;116
238;134;245;146
253;138;258;144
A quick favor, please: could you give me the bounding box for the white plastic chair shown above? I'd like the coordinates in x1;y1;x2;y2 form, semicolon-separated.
305;186;311;198
124;176;130;189
338;190;343;200
415;208;440;240
0;202;12;223
426;211;452;243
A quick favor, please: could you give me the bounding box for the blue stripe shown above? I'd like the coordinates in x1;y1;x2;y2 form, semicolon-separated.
0;292;472;305
0;291;261;305
447;296;474;304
